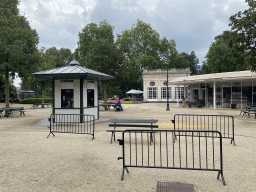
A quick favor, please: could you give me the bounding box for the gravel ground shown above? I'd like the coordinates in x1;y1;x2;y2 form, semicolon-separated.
0;103;255;192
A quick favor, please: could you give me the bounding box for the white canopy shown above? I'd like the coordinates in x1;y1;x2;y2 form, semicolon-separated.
126;89;144;94
169;70;256;85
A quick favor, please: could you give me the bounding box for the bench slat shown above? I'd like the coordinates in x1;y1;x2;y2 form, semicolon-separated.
109;124;158;128
107;130;158;132
110;119;158;123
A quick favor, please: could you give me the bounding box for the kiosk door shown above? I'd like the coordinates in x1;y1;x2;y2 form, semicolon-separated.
87;89;94;107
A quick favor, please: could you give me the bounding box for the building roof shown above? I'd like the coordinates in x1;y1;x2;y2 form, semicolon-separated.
169;70;256;85
33;60;114;81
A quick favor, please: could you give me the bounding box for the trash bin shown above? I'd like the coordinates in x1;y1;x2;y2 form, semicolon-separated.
231;104;237;109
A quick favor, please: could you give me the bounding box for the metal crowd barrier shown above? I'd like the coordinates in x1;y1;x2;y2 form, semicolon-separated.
47;114;95;140
172;114;235;145
118;129;226;186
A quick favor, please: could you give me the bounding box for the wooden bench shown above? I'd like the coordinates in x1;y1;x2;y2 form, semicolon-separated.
240;105;256;118
31;103;41;109
5;107;25;117
107;119;158;144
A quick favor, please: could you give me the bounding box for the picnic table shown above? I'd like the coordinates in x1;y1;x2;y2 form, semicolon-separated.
4;107;25;117
240;105;256;118
31;103;41;108
106;119;158;144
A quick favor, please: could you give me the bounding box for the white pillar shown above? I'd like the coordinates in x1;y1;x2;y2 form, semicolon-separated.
205;82;207;107
213;81;216;109
221;82;223;108
252;80;254;105
241;81;242;109
177;85;179;106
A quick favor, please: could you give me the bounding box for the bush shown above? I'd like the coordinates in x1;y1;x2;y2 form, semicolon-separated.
19;98;53;104
124;98;131;101
100;101;104;103
123;101;132;104
135;98;142;101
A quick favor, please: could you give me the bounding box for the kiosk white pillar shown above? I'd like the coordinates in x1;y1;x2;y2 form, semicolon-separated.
213;81;216;109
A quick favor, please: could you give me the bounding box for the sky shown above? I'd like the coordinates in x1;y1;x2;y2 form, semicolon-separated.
14;0;249;87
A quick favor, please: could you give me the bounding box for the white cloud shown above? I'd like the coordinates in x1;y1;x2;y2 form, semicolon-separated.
18;0;249;65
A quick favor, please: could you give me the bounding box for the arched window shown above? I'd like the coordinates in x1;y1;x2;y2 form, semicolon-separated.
163;81;168;86
150;81;155;86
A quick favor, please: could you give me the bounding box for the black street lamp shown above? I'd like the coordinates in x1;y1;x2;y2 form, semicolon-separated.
166;59;170;111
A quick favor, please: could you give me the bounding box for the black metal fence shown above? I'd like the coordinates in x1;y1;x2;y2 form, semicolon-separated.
172;114;235;145
47;114;95;140
118;129;226;186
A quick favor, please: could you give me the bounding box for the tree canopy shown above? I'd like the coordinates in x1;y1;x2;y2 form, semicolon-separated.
21;47;73;100
76;20;123;101
116;20;162;93
227;0;256;71
0;0;39;107
202;30;249;74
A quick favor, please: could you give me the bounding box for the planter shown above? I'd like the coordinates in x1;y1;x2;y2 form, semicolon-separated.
231;104;237;109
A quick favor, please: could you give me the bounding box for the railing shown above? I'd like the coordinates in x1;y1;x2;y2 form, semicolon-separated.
144;68;190;73
172;114;235;145
47;114;95;140
118;130;226;186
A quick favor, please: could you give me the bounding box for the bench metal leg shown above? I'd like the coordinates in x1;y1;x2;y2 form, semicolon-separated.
121;167;129;180
47;132;55;138
217;171;226;186
110;132;113;144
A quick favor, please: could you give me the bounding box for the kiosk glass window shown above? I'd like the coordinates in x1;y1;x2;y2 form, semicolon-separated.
61;89;74;108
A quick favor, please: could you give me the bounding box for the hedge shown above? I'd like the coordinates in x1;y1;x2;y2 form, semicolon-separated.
123;101;132;104
19;98;53;104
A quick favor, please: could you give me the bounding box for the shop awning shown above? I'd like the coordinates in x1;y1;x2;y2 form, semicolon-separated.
170;70;256;85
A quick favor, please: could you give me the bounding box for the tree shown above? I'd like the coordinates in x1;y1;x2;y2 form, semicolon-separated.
228;0;256;71
76;20;123;103
159;37;180;68
0;0;39;108
21;47;73;103
201;31;248;74
0;74;16;101
179;51;199;75
116;20;162;94
44;47;73;67
58;48;73;67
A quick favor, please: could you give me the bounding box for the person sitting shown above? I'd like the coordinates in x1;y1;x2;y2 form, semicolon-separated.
114;99;123;111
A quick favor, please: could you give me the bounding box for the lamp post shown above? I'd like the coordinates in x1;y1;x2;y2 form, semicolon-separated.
166;59;170;111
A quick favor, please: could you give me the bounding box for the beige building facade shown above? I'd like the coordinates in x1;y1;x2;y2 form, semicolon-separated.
142;68;191;102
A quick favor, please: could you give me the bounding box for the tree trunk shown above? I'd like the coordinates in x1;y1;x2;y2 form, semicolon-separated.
5;70;10;109
5;70;10;117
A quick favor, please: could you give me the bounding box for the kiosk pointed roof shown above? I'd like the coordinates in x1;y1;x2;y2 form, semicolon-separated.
33;60;114;80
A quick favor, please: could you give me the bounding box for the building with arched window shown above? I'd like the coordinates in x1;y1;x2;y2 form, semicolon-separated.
142;68;191;102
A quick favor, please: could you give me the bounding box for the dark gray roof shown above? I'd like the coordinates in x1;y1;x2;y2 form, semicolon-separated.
33;65;114;81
